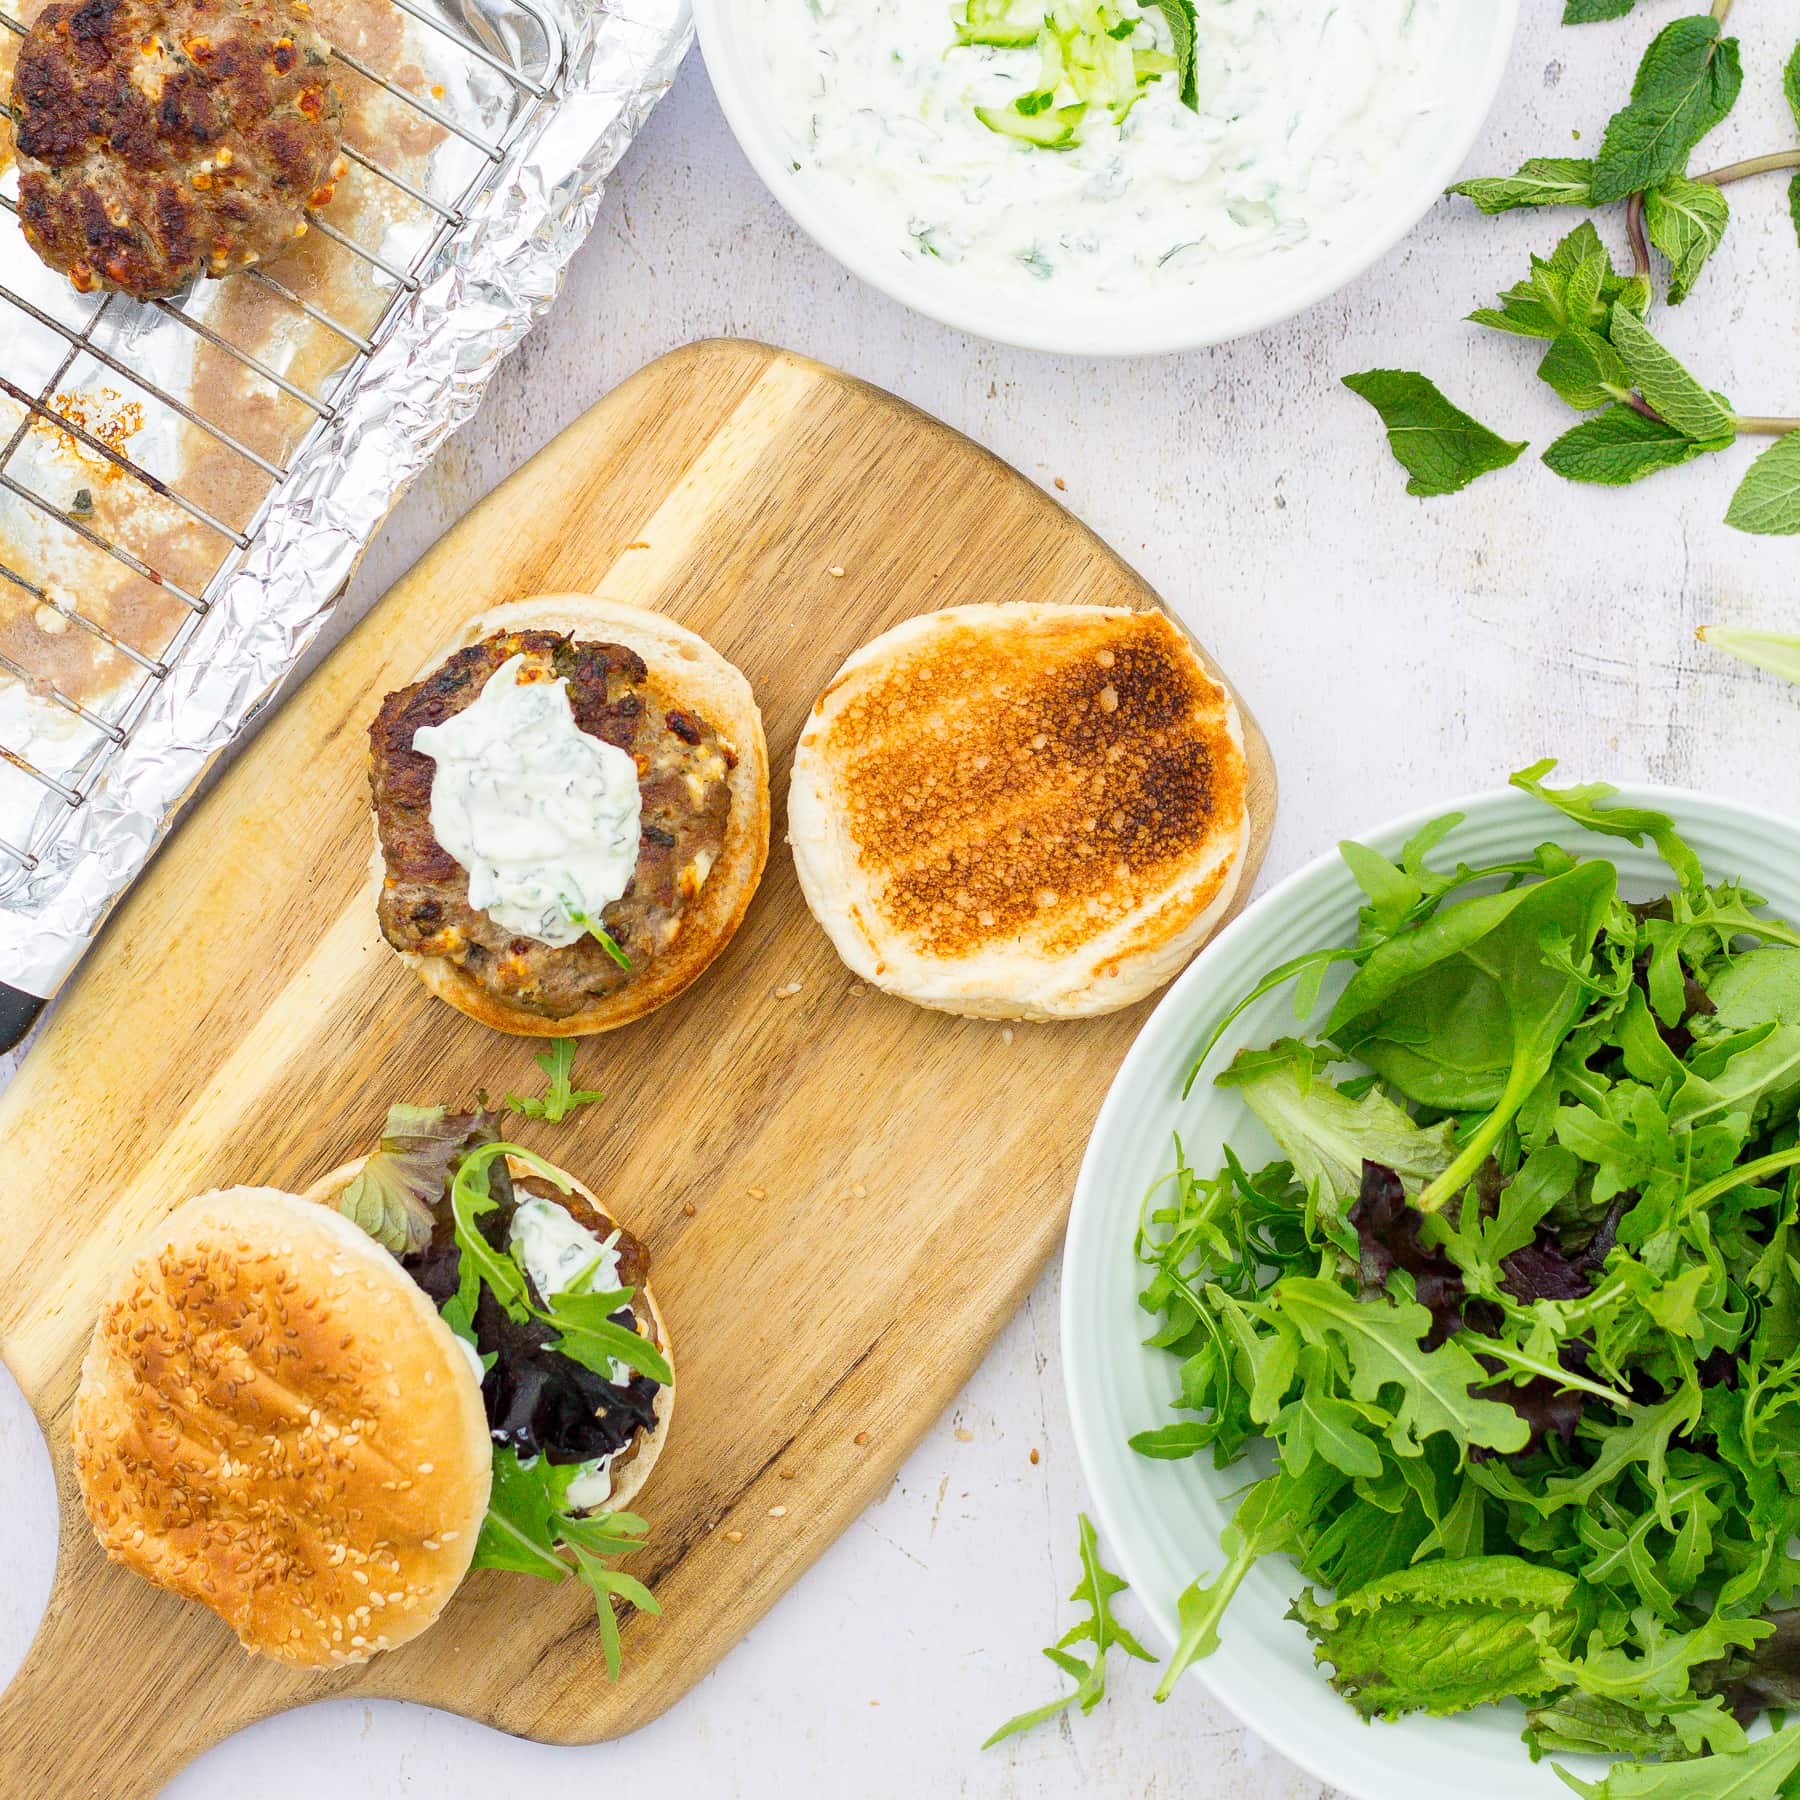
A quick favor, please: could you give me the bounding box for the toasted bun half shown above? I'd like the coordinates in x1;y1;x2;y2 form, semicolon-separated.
379;595;770;1036
789;604;1250;1021
301;1153;674;1516
71;1188;492;1667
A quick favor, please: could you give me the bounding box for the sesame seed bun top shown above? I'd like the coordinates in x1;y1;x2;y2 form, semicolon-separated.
71;1187;492;1667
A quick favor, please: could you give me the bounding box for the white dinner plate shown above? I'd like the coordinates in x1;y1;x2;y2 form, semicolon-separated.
1061;782;1800;1798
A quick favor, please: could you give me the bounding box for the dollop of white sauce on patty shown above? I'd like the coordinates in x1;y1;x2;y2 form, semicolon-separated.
755;0;1453;296
412;653;641;946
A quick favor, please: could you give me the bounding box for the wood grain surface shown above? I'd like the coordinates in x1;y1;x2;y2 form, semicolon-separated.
0;339;1273;1799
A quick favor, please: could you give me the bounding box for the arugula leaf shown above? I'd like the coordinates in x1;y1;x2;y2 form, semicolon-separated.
1555;1721;1800;1799
1510;760;1705;894
1699;625;1800;684
505;1039;605;1124
545;1286;675;1386
1539;331;1636;414
1607;308;1736;445
1726;431;1800;537
332;1103;495;1256
1289;1556;1580;1719
470;1449;655;1680
570;909;632;971
1449;158;1595;215
1272;1276;1532;1457
1590;16;1743;206
984;1513;1153;1746
448;1141;539;1323
1645;173;1730;304
1544;405;1720;486
1341;371;1527;498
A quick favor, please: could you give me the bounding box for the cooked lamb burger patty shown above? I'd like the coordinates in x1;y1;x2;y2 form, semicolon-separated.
371;630;736;1022
12;0;345;298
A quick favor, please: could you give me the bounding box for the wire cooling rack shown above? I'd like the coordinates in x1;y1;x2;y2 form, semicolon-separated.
0;0;562;870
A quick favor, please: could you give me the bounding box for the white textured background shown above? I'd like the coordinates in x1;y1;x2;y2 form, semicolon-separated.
5;7;1800;1795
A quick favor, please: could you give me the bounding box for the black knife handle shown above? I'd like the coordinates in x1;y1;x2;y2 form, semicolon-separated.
0;982;46;1054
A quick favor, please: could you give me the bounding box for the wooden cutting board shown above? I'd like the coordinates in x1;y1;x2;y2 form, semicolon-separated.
0;339;1274;1798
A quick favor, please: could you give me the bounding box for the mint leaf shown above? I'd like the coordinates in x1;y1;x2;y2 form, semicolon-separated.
1539;331;1635;413
1725;431;1800;536
1469;222;1629;342
1448;158;1594;215
1590;16;1743;205
1136;0;1196;110
1341;370;1526;498
1554;1720;1800;1799
1645;173;1730;304
1607;307;1736;444
983;1513;1153;1747
1787;38;1800;133
1698;625;1800;683
1544;405;1718;485
1290;1557;1580;1720
1564;0;1639;20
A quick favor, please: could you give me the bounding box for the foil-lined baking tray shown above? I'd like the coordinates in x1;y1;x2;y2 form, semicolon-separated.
0;0;692;1005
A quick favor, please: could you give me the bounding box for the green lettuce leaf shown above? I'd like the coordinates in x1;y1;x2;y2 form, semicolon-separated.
1290;1556;1580;1720
332;1102;496;1256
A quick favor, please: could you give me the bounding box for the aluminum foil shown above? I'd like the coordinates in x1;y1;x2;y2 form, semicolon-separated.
0;0;693;998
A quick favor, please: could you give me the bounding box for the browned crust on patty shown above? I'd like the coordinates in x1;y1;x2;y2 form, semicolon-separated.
13;0;345;297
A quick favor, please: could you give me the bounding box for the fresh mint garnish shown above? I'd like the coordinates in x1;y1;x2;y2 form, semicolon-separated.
1339;370;1528;498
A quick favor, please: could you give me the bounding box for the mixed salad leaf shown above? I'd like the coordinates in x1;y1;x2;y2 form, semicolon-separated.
505;1038;605;1123
1007;765;1800;1780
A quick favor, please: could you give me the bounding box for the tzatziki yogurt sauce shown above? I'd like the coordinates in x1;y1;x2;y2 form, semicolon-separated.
755;0;1453;295
412;654;640;946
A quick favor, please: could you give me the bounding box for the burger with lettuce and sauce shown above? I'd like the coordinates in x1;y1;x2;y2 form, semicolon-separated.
71;1103;670;1672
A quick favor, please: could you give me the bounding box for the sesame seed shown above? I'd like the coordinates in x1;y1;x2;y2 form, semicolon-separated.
954;1427;974;1442
1002;1028;1015;1045
682;1202;696;1217
853;1431;870;1445
827;565;846;578
724;1530;745;1543
768;1505;787;1518
748;1186;766;1201
1030;1448;1041;1465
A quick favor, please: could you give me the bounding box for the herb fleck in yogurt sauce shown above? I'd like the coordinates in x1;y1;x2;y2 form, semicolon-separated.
757;0;1453;294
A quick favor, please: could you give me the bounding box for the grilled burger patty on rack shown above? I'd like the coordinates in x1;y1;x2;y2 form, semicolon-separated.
370;630;736;1020
11;0;345;298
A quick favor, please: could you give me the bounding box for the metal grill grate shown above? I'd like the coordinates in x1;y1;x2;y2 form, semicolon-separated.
0;0;562;872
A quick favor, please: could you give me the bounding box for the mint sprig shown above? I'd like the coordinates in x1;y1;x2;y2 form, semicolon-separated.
1339;371;1527;498
1357;8;1800;535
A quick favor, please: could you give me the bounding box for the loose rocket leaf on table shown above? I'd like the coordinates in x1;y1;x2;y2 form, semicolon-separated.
1607;307;1736;445
505;1038;604;1123
1539;330;1636;413
1341;371;1527;498
983;1513;1153;1747
1544;405;1718;486
1449;158;1595;214
1290;1556;1580;1720
1725;431;1800;537
1555;1719;1800;1799
1645;174;1730;304
1589;16;1742;205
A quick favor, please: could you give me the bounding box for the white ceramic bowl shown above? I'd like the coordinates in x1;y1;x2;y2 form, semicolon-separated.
694;0;1519;356
1062;783;1800;1799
